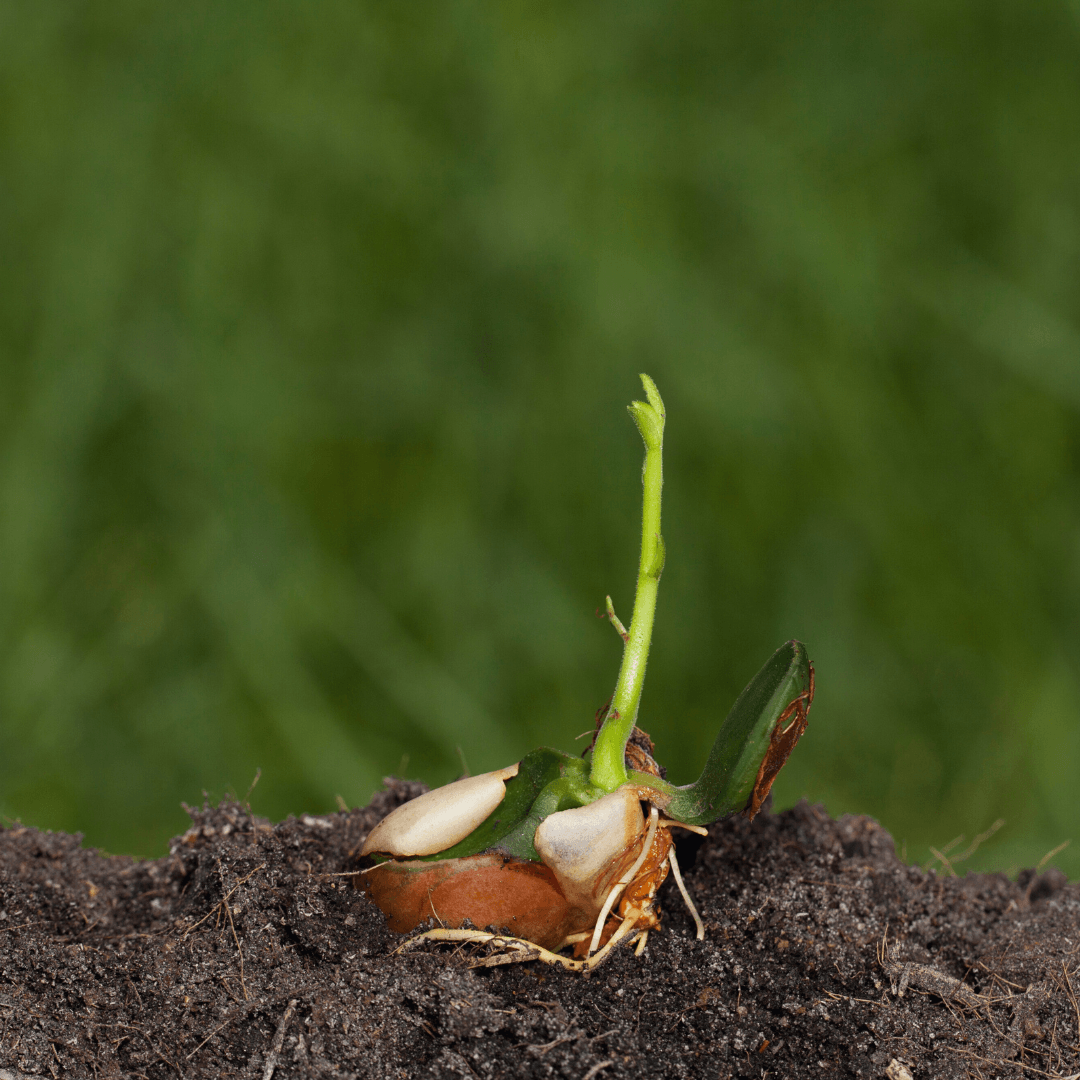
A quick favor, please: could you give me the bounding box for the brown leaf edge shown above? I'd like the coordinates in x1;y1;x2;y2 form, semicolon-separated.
744;661;815;821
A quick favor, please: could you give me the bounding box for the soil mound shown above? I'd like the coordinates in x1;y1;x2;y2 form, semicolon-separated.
1;786;1076;1079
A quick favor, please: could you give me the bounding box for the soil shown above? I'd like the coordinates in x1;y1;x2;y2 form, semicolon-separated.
1;785;1077;1080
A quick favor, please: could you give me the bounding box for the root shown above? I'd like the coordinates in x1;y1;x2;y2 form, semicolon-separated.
663;820;708;836
395;928;588;971
587;914;638;967
667;844;705;940
389;799;698;973
394;924;643;972
587;806;660;957
562;930;592;945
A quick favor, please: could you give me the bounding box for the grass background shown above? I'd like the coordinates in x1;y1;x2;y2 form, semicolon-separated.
2;2;1079;878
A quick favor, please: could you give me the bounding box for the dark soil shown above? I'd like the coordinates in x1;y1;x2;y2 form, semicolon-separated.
2;786;1077;1080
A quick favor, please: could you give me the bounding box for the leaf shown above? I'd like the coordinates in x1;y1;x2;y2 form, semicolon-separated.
662;640;814;826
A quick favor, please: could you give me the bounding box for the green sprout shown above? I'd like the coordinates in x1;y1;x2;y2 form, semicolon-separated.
591;374;667;794
358;376;814;972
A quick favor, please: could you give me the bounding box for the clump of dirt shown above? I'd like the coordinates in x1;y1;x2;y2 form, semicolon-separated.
1;786;1076;1079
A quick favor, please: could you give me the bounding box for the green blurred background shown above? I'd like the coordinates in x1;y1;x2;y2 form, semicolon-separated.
2;2;1079;878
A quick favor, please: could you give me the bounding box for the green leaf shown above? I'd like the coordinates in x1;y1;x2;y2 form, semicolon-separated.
662;640;813;826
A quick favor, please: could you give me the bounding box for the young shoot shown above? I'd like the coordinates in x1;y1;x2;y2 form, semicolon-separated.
590;374;666;793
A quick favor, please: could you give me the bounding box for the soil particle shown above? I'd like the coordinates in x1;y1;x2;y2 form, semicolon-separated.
1;786;1077;1079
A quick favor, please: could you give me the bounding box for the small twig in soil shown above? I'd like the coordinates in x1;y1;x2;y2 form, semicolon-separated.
947;1045;1080;1079
261;999;298;1080
822;990;882;1006
927;845;958;876
181;862;266;938
186;1005;250;1061
590;1002;615;1024
525;1034;575;1056
923;833;964;874
881;944;987;1011
218;863;249;1000
581;1062;614;1080
745;894;770;925
1036;841;1071;873
211;974;239;1006
125;1024;180;1075
953;819;1005;865
1063;963;1080;1050
983;968;1028;993
244;769;262;805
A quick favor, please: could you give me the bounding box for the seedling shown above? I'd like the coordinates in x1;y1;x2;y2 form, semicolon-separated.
359;376;813;971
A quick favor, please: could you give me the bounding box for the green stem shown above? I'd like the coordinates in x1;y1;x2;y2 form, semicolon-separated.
590;374;666;792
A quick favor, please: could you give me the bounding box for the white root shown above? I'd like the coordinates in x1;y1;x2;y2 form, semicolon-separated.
666;843;705;940
561;930;592;945
663;820;708;836
586;913;638;967
587;805;660;957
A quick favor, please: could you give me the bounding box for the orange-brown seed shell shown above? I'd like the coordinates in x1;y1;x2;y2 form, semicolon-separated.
360;815;676;956
360;854;593;952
